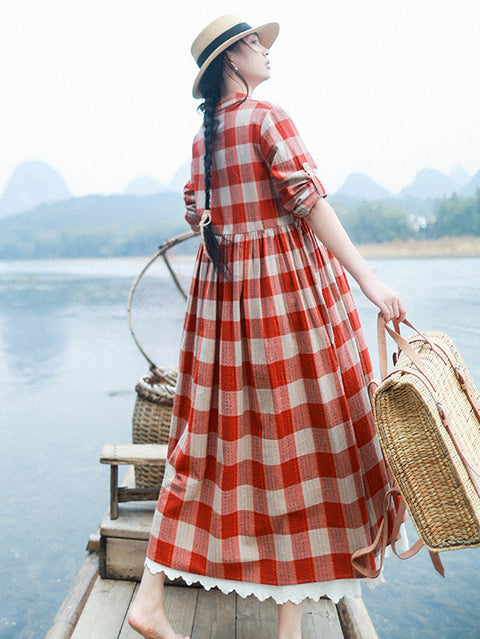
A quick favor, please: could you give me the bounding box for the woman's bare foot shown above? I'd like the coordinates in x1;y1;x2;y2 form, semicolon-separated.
127;567;190;639
128;604;189;639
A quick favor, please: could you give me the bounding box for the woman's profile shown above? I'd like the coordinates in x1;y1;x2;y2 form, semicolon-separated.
129;14;406;639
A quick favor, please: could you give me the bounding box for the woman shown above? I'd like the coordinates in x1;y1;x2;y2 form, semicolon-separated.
129;15;406;639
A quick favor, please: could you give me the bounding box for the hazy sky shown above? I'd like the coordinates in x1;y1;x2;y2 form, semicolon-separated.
2;0;479;197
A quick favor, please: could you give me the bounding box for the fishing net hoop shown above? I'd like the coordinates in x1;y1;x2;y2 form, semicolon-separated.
126;230;199;374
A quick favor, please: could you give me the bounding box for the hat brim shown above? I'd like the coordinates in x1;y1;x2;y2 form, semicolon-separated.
192;22;279;99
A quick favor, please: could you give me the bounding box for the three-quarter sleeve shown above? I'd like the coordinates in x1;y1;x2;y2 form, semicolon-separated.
260;105;327;217
184;177;199;232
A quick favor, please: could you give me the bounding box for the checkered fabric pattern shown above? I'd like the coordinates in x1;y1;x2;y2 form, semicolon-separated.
147;94;395;585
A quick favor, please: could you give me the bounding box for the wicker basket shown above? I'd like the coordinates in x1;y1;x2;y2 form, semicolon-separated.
373;326;480;552
132;369;177;488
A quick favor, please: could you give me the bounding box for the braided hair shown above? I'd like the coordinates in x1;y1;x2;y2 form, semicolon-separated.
198;47;248;278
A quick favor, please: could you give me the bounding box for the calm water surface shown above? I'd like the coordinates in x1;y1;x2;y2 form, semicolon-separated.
0;255;479;638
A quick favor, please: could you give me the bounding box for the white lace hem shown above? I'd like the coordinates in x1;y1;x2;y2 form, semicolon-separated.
146;557;387;605
146;525;409;605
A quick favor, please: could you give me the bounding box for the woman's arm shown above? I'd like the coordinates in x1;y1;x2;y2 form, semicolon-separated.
304;197;406;322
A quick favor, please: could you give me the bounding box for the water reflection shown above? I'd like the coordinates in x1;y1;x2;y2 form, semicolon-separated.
0;269;186;384
0;277;66;383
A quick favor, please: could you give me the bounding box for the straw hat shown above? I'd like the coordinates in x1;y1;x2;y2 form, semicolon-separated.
191;15;279;98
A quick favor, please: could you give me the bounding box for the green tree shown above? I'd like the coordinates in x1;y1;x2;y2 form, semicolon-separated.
341;202;415;244
430;190;480;237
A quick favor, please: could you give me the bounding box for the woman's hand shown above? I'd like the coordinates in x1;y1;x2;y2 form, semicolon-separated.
358;272;406;323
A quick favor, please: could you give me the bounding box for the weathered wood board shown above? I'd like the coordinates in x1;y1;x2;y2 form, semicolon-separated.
70;577;136;639
100;536;148;581
100;502;154;541
100;443;168;465
302;598;344;638
68;576;353;639
99;502;153;580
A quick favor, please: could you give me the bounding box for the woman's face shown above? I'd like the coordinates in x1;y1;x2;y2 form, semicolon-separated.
227;33;271;91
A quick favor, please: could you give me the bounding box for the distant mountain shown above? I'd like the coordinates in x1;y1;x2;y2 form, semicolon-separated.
124;162;190;196
462;170;480;197
335;172;392;200
0;160;71;218
0;191;186;259
167;162;190;193
2;156;479;258
125;175;164;196
0;191;184;234
399;168;459;199
450;165;471;191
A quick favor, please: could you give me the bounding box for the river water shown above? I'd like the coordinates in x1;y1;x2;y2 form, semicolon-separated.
0;255;479;638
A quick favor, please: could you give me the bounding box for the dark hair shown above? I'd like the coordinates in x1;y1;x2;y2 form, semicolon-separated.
197;44;248;279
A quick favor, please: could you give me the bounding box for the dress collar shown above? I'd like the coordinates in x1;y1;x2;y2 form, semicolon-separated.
216;92;250;112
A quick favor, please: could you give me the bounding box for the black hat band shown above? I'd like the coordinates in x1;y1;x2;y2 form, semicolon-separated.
197;22;252;68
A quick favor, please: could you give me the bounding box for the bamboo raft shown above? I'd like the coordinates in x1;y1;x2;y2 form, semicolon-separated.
46;447;379;639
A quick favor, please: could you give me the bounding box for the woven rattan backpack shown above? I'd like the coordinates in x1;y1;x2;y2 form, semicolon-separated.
352;316;480;578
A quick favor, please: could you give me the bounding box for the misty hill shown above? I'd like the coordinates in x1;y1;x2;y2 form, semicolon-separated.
125;176;164;196
0;191;186;259
450;165;471;190
125;162;190;196
399;168;462;199
167;162;190;193
2;158;479;259
0;191;184;232
335;173;392;200
0;161;71;218
462;170;480;197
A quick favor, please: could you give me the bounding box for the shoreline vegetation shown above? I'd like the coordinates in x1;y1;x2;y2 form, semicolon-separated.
1;236;479;264
358;236;480;258
1;188;479;260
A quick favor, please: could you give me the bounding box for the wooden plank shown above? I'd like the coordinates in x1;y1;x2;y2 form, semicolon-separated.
302;599;343;639
103;537;148;581
63;571;377;638
236;594;277;638
121;466;136;487
163;584;199;638
100;503;155;540
191;588;237;638
110;464;119;519
117;583;142;639
118;487;160;502
101;443;168;465
70;577;135;639
86;530;101;552
45;552;99;639
337;597;379;639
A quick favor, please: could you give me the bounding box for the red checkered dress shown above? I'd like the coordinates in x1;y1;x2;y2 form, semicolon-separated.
146;94;395;602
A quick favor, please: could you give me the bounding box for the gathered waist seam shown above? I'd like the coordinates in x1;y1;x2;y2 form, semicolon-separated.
213;219;303;241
